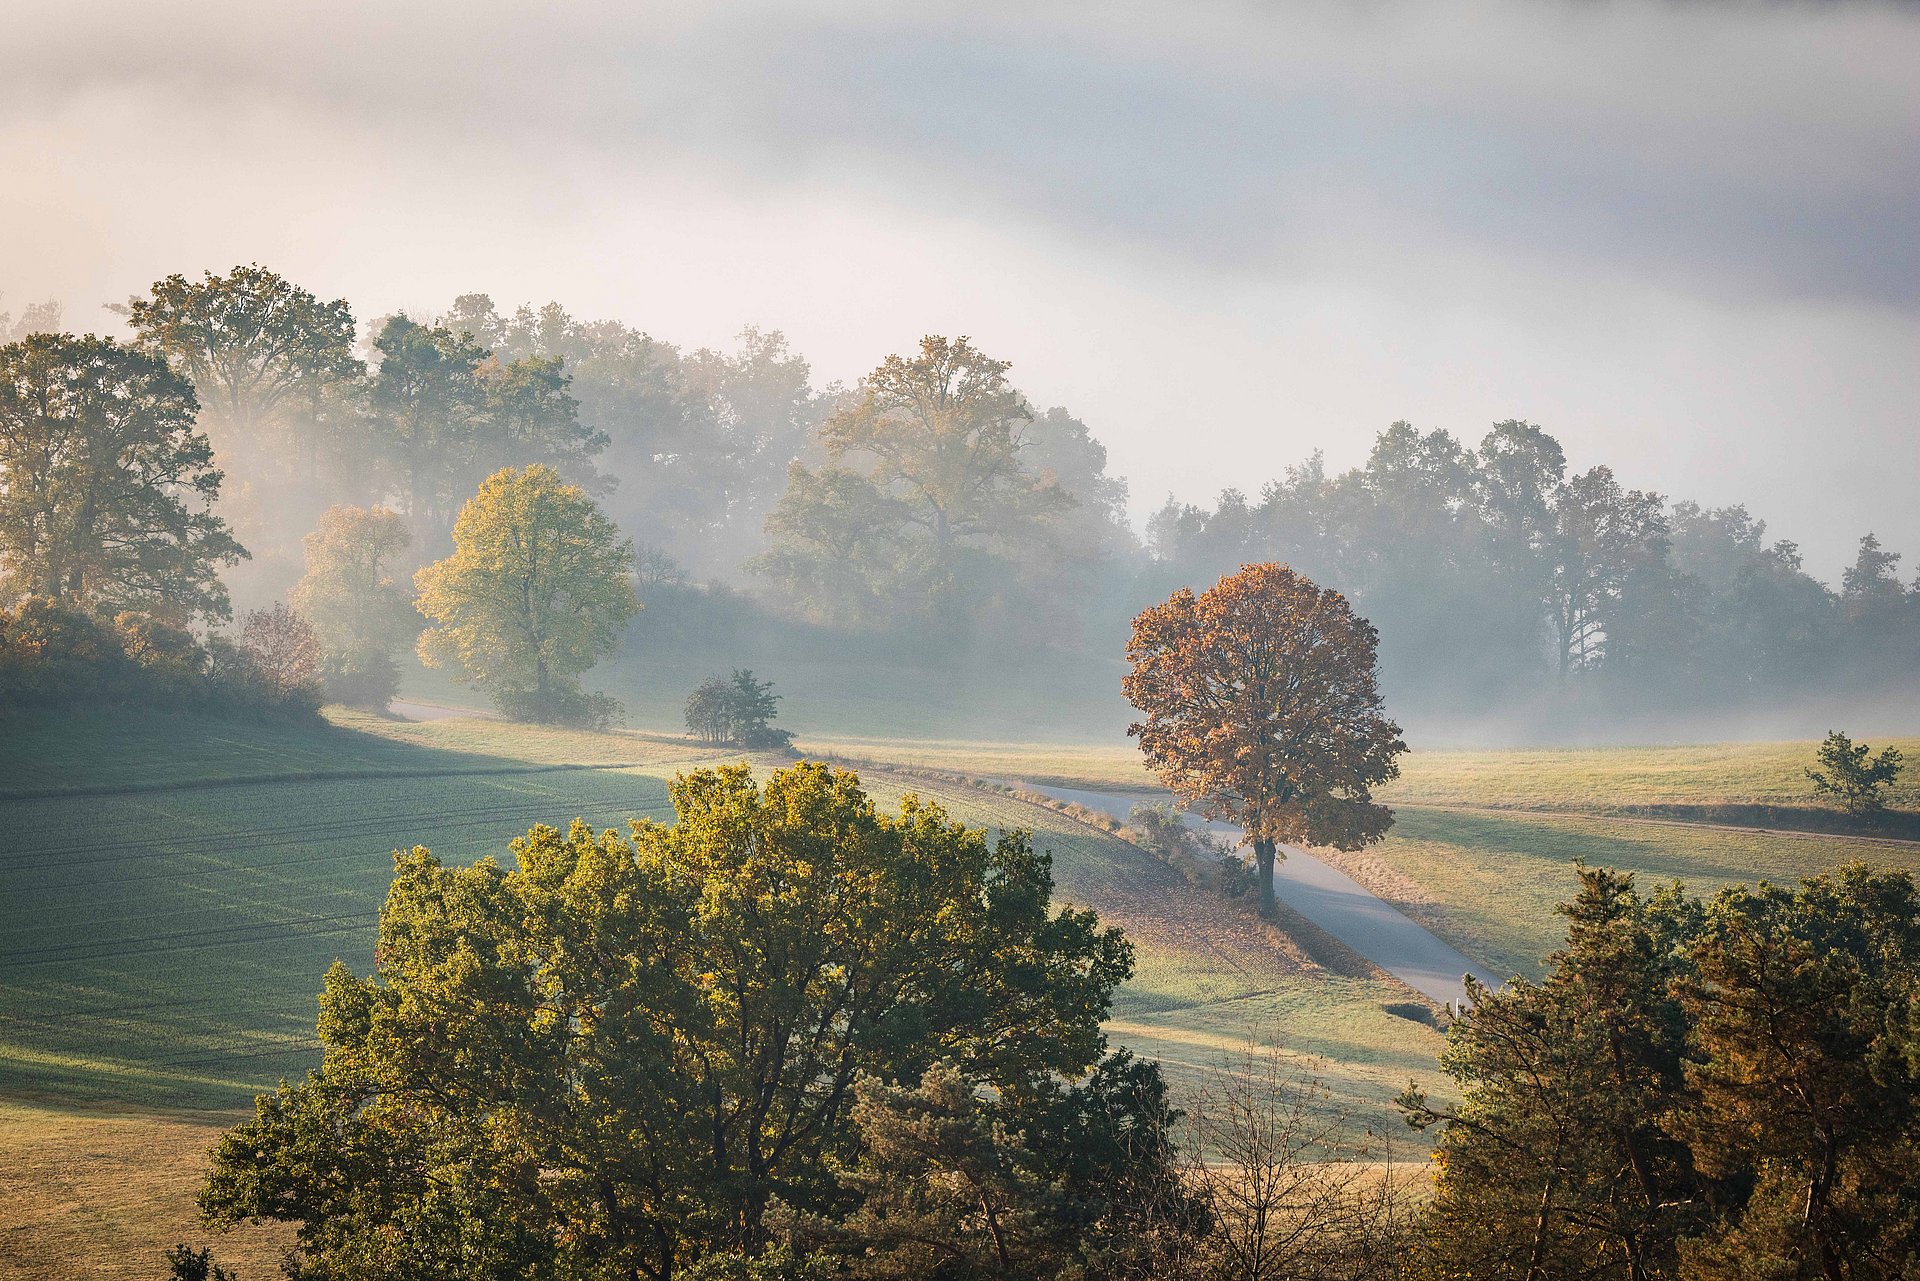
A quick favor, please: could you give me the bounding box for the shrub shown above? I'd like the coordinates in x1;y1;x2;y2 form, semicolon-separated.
0;595;321;720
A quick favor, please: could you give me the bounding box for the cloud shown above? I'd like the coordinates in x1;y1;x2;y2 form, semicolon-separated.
3;0;1916;575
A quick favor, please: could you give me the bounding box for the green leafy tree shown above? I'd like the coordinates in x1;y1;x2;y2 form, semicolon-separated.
125;264;359;456
1806;730;1905;818
1546;466;1671;681
0;333;245;620
750;465;907;628
756;337;1086;639
369;316;606;534
199;762;1135;1280
162;1244;236;1281
291;505;417;706
414;465;636;724
782;1062;1068;1279
1122;562;1407;917
1402;867;1705;1281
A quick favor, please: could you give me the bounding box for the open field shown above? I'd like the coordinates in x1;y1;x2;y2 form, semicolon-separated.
0;1101;293;1281
12;708;1918;1272
1381;738;1920;826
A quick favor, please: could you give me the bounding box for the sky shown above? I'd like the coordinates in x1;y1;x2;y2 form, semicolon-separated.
3;0;1916;579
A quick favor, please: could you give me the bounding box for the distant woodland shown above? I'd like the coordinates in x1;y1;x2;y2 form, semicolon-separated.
4;267;1917;733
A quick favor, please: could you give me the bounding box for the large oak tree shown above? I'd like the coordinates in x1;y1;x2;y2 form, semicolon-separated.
1122;562;1406;916
0;332;245;620
200;762;1138;1280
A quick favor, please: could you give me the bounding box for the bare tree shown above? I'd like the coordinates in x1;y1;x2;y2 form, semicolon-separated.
1180;1041;1419;1281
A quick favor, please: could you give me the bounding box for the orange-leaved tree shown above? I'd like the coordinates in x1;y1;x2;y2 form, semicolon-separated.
1122;562;1407;917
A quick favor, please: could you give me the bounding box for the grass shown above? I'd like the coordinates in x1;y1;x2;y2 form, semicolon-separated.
16;703;1917;1272
1383;737;1920;817
0;1100;293;1281
1316;806;1920;982
0;704;1442;1274
0;708;756;1109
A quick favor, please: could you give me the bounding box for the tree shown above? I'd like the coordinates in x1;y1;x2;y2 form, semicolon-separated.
199;762;1136;1279
820;336;1060;551
0;332;246;621
238;602;323;705
0;296;61;342
1402;868;1704;1281
1122;563;1407;917
1678;865;1920;1280
162;1245;236;1281
781;1062;1068;1279
1806;730;1904;818
686;673;735;743
756;337;1081;638
729;669;788;748
291;505;416;707
415;465;636;724
1545;466;1670;681
683;670;792;749
124;264;360;465
750;465;907;628
368;316;606;535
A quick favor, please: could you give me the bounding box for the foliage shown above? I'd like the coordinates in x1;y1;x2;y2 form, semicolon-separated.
368;315;607;534
1677;865;1920;1280
164;1244;237;1281
0;332;246;621
752;336;1092;642
1402;867;1704;1279
444;298;826;576
1124;562;1407;916
778;1051;1196;1280
1806;730;1905;818
125;264;360;464
686;668;792;749
1124;803;1250;899
198;762;1136;1280
414;464;636;725
291;505;416;706
237;602;324;711
1408;862;1920;1281
0;595;319;719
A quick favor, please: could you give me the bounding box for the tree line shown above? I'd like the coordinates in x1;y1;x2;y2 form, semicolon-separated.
6;264;1918;728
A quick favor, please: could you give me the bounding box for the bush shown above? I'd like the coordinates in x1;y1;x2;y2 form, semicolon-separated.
0;595;322;720
684;669;792;749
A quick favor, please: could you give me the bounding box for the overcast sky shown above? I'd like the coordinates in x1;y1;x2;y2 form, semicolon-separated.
4;0;1915;578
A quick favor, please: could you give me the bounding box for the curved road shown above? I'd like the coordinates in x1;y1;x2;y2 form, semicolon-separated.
1029;784;1499;1008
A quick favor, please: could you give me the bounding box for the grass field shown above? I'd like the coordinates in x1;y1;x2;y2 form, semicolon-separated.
1381;738;1920;832
10;703;1918;1274
0;705;1439;1273
1316;806;1920;982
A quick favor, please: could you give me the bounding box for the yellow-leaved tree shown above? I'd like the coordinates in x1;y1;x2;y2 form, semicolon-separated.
414;464;636;725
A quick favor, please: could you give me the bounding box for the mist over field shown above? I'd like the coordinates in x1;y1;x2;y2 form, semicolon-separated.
15;8;1920;1279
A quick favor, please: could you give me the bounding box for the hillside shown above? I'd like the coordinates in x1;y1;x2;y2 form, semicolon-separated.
0;707;1438;1279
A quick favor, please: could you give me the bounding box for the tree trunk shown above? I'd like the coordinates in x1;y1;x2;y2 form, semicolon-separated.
1252;837;1278;919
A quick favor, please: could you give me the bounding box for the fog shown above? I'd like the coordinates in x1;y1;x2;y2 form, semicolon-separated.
5;0;1919;746
5;0;1916;578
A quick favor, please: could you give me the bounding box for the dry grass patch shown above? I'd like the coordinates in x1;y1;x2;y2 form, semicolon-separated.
0;1101;291;1281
